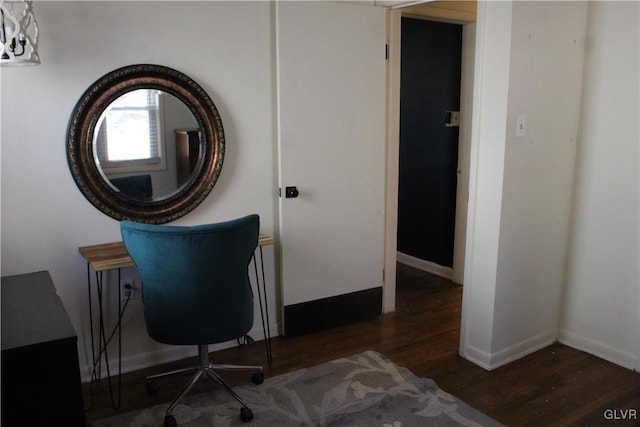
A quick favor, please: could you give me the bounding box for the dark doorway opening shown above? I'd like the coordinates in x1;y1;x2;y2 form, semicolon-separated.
397;18;463;269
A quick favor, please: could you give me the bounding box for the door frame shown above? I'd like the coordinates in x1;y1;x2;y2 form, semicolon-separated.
383;6;476;313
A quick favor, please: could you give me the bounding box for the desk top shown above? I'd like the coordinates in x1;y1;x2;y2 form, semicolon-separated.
79;234;275;272
1;271;77;351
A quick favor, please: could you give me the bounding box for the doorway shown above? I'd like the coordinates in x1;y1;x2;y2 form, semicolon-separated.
382;2;476;313
397;17;463;279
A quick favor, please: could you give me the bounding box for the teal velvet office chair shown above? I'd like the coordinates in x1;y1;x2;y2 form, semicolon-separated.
121;214;264;427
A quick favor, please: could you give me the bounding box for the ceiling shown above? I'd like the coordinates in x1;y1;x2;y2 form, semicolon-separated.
376;0;477;23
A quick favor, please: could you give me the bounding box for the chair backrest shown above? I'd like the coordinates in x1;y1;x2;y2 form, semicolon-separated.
120;214;259;346
110;174;153;200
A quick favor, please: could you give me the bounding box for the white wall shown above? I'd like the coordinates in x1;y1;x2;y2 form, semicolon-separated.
461;1;588;369
459;0;512;368
559;1;640;371
462;1;640;372
0;1;278;378
492;1;588;363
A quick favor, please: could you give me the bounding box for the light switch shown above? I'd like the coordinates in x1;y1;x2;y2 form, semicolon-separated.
516;115;526;137
445;111;460;127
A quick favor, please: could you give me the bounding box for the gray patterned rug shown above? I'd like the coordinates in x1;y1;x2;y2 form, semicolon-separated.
92;350;503;426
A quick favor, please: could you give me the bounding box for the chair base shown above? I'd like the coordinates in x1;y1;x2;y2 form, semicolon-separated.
146;344;263;424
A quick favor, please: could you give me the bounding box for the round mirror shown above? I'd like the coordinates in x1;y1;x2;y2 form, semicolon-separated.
67;64;224;223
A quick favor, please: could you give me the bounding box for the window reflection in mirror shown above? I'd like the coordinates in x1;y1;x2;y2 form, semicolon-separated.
95;89;163;166
93;89;200;201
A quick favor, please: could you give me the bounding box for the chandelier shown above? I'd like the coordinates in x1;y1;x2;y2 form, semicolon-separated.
0;0;39;66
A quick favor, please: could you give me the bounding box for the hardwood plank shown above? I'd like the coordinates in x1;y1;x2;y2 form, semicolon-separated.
83;263;640;426
79;242;133;271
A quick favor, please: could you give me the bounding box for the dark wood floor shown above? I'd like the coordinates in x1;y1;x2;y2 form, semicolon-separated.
84;263;640;426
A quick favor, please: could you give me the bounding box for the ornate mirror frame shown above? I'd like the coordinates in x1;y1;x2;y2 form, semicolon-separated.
67;64;224;224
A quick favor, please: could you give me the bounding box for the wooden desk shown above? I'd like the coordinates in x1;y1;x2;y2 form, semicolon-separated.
1;271;86;426
79;234;275;271
78;234;275;407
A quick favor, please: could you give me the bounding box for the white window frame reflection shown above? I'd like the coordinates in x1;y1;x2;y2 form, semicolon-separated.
94;89;167;174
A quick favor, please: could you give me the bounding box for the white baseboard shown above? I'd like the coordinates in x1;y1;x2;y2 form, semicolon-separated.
489;330;556;369
461;329;556;371
459;344;493;370
558;329;639;371
81;321;280;383
397;251;453;280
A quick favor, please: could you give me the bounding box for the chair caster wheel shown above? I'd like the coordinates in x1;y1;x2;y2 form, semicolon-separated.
251;372;264;385
146;379;159;396
164;414;177;427
240;406;254;422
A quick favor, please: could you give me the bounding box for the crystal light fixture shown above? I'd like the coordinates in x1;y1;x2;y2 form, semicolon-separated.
0;0;39;66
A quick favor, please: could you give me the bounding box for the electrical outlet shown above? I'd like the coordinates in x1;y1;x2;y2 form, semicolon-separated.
120;277;135;301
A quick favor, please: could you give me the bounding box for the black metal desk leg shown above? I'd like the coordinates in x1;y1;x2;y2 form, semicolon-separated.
258;247;272;365
252;248;272;367
87;264;97;382
87;267;122;409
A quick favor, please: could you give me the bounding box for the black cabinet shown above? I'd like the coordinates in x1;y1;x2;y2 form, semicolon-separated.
1;271;86;427
175;128;200;187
